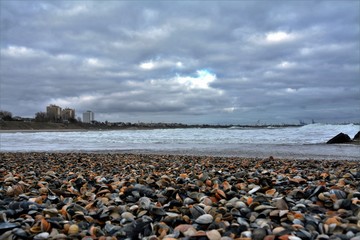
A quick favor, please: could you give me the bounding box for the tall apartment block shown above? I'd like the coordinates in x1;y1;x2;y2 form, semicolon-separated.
46;104;62;121
62;108;75;120
83;111;94;123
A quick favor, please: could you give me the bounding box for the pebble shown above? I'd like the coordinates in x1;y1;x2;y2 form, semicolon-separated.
0;152;359;239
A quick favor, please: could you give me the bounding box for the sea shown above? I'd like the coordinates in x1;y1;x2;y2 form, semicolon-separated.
0;123;359;160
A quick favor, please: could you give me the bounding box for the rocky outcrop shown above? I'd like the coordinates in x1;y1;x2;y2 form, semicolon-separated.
353;131;360;141
326;132;352;144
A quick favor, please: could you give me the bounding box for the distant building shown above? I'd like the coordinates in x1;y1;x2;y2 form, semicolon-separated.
83;111;94;123
46;104;62;121
62;108;75;120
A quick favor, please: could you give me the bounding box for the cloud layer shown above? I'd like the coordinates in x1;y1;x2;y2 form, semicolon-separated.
1;1;359;124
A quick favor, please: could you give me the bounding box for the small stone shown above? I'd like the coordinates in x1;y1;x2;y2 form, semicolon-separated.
252;228;267;240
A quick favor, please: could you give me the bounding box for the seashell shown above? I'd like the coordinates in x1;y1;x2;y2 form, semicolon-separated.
99;197;109;205
269;209;280;217
293;219;304;226
137;210;148;218
293;212;304;220
13;184;25;195
12;228;29;238
33;232;50;240
46;218;62;229
203;179;211;187
96;189;110;196
165;212;179;217
121;212;135;221
342;173;353;178
222;181;231;191
6;186;14;196
320;172;329;179
274;198;288;210
150;206;167;216
0;222;19;232
337;179;346;187
266;189;276;196
254;205;276;211
239;206;251;217
291;203;306;211
234;200;247;209
309;185;325;198
4;176;16;183
316;234;330;239
195;214;213;224
248;185;261;194
246;197;253;205
318;192;330;201
139;196;151;210
237;217;250;228
201;197;213;206
174;224;193;233
174;224;197;237
296;229;312;239
50;233;68;239
272;226;286;235
236;182;247;190
329;189;347;199
325;217;340;225
288;236;302;240
161;174;171;182
183;197;195;205
289;177;306;184
192;230;207;237
190;205;206;219
252;228;267;240
89;225;104;237
240;230;252;238
206;229;221;240
198;172;209;182
249;201;260;210
39;187;48;195
43;208;59;217
30;225;42;234
179;173;188;179
41;218;51;232
129;205;139;212
68;224;79;235
255;218;271;229
230;208;241;217
215;189;226;199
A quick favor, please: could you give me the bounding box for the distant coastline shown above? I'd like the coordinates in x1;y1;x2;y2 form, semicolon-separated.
0;120;306;132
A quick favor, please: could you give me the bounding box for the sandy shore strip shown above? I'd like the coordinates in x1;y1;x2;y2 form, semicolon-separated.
0;152;359;239
0;129;89;133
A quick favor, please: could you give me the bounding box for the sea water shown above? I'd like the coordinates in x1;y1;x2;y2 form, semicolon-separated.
1;123;359;160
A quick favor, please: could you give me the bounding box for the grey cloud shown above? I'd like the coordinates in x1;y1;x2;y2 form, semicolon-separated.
1;0;359;124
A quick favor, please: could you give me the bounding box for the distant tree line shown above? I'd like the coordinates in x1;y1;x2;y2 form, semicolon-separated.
1;110;78;123
34;111;79;123
0;110;13;121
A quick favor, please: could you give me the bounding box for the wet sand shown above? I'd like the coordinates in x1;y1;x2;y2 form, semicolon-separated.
0;152;359;239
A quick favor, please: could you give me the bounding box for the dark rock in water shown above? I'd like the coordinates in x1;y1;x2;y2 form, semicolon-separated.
353;131;360;141
326;132;352;144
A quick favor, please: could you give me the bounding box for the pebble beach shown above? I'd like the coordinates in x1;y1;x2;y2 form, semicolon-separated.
0;152;359;240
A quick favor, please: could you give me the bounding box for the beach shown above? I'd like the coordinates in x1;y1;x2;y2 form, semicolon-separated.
0;152;359;239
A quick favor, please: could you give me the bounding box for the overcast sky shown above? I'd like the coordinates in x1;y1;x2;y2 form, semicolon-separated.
1;1;359;124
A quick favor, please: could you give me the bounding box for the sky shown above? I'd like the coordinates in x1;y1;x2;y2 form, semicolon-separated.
1;1;359;124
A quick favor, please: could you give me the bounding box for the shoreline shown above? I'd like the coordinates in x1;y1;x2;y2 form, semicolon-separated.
2;149;359;161
0;152;359;239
